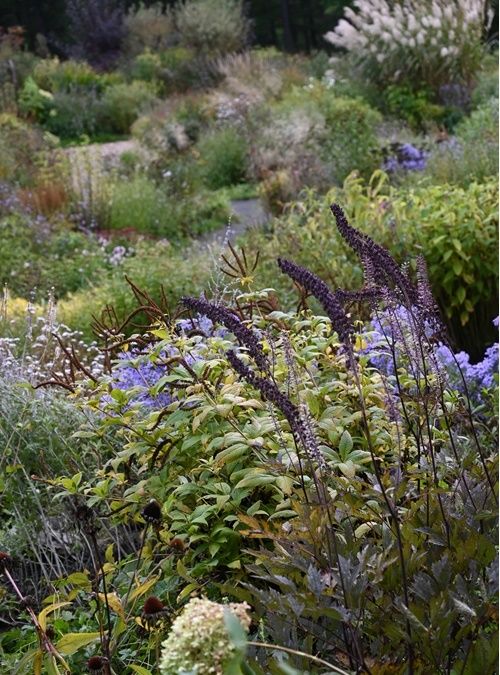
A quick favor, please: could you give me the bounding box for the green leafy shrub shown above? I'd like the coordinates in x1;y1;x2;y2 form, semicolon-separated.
100;81;158;135
109;174;230;238
385;83;446;130
18;76;54;124
44;88;104;139
425;97;499;187
175;0;251;55
0;113;48;185
471;52;499;108
316;92;382;182
109;175;168;235
130;48;163;83
32;58;121;94
124;3;175;56
247;173;498;356
197;127;249;189
0;214;111;299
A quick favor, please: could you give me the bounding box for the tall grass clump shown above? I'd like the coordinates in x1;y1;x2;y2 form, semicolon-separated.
325;0;492;92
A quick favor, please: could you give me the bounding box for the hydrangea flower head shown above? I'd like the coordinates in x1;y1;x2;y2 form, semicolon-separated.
159;597;251;675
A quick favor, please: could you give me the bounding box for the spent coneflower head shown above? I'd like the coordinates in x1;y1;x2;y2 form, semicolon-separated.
87;655;108;673
142;595;168;628
75;503;99;536
169;537;186;553
0;551;11;568
141;499;162;525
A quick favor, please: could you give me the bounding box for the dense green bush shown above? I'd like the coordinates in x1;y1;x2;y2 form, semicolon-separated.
317;92;382;182
175;0;251;55
100;81;158;135
44;88;103;139
32;58;122;94
130;48;163;83
0;214;111;299
197;127;249;189
251;173;499;357
0;113;48;185
424;97;499;187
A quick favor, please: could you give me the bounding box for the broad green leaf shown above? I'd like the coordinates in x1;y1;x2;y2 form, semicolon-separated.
56;631;100;656
38;601;72;631
130;666;153;675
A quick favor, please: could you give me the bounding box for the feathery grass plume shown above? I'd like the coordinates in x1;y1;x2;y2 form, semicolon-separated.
330;203;418;303
276;258;353;345
181;296;268;371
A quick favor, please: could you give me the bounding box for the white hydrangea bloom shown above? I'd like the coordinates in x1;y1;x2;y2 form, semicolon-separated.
159;597;252;675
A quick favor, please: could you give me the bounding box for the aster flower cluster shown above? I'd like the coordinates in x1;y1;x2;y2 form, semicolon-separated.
434;339;499;404
382;143;427;173
159;597;251;675
364;307;499;404
111;313;226;409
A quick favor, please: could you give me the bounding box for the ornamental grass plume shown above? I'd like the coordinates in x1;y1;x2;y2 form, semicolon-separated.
324;0;491;91
159;597;251;675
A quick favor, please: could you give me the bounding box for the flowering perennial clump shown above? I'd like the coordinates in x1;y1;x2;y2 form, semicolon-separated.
324;0;491;89
382;142;427;173
159;597;251;675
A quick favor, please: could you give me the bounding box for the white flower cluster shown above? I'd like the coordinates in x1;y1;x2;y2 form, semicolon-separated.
159;597;251;675
324;0;491;86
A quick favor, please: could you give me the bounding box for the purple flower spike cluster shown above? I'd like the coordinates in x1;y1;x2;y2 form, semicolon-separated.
365;309;499;404
383;143;427;173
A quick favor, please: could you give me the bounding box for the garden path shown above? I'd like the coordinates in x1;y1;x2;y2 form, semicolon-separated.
65;139;270;242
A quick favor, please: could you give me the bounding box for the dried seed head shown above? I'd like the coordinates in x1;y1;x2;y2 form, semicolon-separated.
75;504;99;536
87;655;108;673
169;537;186;553
141;499;162;525
143;595;165;616
142;595;168;629
0;551;11;568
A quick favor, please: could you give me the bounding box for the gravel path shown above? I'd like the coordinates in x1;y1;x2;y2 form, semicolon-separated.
65;139;270;243
199;198;269;248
